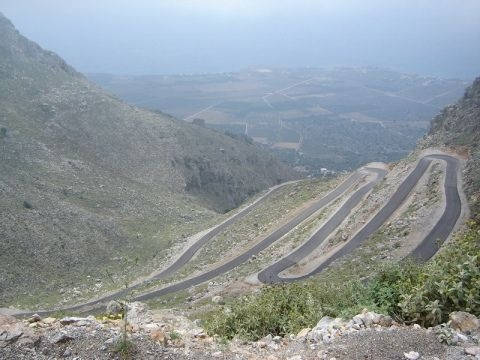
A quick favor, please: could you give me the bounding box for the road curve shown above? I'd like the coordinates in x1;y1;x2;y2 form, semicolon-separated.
409;155;461;260
15;154;462;316
258;154;462;284
10;180;294;316
17;171;361;316
151;180;297;280
133;170;364;302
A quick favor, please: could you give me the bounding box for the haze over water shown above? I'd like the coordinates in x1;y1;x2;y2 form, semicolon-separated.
2;0;480;78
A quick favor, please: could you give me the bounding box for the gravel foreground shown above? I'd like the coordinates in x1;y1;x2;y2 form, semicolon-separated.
1;302;479;360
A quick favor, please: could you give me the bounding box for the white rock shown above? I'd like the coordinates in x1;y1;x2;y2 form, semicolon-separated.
126;302;151;326
464;347;480;356
191;328;207;338
308;316;345;342
352;315;365;327
104;337;116;345
42;317;57;325
316;316;335;329
296;327;311;339
27;314;41;323
272;335;282;343
51;332;74;344
322;334;332;344
262;334;273;343
352;311;392;327
331;318;344;330
366;312;392;327
456;332;469;342
257;341;267;348
307;327;326;342
287;356;302;360
143;323;160;332
404;351;420;360
211;296;225;305
267;342;279;350
0;330;23;343
59;317;92;326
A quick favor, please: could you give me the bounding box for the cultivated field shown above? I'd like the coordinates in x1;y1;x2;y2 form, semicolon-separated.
90;68;468;173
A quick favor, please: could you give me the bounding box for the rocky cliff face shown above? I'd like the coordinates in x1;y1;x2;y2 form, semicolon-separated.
0;12;297;304
426;77;480;218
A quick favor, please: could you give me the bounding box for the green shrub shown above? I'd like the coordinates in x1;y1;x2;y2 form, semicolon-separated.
368;261;422;318
395;222;480;326
203;280;375;340
203;222;479;339
369;221;480;326
169;330;182;341
114;337;135;360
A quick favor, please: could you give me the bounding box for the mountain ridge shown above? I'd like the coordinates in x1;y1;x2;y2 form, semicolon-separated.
425;77;480;217
0;12;297;305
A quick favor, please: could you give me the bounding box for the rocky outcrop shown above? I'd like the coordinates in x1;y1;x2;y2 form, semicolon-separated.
426;76;480;218
449;312;480;334
0;314;40;348
294;310;394;345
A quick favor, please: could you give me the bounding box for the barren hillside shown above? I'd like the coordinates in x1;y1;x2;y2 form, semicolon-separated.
0;12;297;305
425;77;480;217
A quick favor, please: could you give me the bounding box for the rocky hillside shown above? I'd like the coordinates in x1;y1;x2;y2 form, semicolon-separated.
425;77;480;218
0;13;296;305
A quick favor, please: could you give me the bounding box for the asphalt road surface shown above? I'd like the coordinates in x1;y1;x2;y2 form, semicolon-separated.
258;154;461;284
150;181;296;280
134;170;364;302
18;171;361;315
16;154;461;316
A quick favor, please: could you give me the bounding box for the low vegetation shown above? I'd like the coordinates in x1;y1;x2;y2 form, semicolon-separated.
375;221;480;326
200;78;480;341
114;337;135;360
203;221;480;340
203;280;370;340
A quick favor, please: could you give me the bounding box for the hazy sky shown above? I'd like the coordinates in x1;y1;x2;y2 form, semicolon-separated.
2;0;480;78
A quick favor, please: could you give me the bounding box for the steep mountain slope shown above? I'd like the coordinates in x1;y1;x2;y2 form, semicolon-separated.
425;77;480;218
0;13;296;305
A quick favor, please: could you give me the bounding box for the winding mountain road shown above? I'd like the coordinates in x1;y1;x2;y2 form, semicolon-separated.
11;179;302;315
150;180;298;280
133;170;366;303
258;154;461;284
12;154;463;316
15;170;362;315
